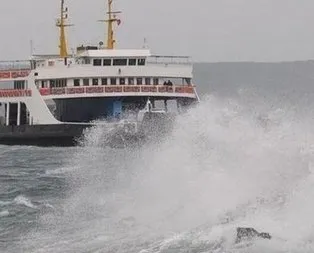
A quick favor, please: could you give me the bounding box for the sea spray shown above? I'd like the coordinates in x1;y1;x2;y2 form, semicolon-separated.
19;95;314;252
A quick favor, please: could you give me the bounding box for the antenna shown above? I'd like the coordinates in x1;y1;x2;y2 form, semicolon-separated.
30;40;34;56
98;0;122;49
56;0;73;58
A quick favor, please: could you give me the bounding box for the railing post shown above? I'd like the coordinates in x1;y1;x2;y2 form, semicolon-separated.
17;102;21;126
164;99;168;112
5;102;10;126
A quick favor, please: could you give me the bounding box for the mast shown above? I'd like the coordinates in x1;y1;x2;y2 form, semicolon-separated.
98;0;121;49
56;0;72;57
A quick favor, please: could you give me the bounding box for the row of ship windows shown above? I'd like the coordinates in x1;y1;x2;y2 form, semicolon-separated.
14;81;26;90
75;77;159;86
40;77;192;88
90;58;146;66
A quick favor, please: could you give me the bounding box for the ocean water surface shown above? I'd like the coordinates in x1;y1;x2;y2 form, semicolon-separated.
2;64;314;252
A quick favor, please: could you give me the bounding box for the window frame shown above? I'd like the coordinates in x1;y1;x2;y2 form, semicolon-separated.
93;59;102;66
101;78;108;85
113;58;128;66
83;78;90;86
138;59;146;66
110;78;117;85
136;78;143;85
74;79;80;87
128;77;134;85
92;78;99;86
153;78;159;85
128;59;137;66
145;77;151;85
103;59;112;66
119;78;126;85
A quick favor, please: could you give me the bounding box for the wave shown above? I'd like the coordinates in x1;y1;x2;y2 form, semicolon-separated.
0;200;11;206
0;210;9;217
45;166;77;176
17;95;314;252
14;195;37;209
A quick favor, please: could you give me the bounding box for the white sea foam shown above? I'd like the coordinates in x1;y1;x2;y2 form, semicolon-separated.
0;210;9;217
45;166;77;176
14;195;37;209
0;200;11;206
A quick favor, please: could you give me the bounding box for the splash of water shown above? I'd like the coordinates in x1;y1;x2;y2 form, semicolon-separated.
20;95;314;252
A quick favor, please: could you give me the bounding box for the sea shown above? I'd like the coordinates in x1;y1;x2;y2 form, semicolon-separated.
2;61;314;252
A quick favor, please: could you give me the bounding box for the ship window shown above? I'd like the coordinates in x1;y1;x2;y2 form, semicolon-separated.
103;59;112;66
119;78;125;85
129;59;136;66
93;59;102;66
74;79;80;87
113;59;127;66
138;59;146;66
101;78;108;85
83;78;90;86
55;79;67;87
128;77;134;85
110;78;117;85
153;78;159;85
41;80;48;88
136;78;143;85
145;78;151;85
92;78;99;85
14;81;25;90
84;58;91;64
50;80;56;88
60;79;67;87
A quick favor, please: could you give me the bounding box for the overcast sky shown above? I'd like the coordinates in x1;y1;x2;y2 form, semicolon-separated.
0;0;314;62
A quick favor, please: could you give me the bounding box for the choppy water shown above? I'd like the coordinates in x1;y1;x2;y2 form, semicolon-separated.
2;75;314;252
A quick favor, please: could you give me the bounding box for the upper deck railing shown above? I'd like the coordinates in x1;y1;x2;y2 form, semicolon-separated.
0;60;33;80
147;55;192;65
0;60;32;71
38;85;196;97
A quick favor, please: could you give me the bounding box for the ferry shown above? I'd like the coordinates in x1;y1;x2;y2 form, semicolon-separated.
0;0;199;147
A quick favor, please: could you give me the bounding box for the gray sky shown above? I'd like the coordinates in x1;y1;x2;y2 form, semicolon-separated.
0;0;314;62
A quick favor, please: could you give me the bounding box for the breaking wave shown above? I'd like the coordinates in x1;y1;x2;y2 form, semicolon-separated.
18;94;314;252
14;195;37;209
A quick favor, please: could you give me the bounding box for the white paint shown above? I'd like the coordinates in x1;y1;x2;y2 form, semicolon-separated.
24;74;61;125
35;65;193;80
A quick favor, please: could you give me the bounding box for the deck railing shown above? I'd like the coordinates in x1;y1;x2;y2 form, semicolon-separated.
39;85;195;96
0;89;32;98
0;60;33;80
147;56;191;65
0;60;32;71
